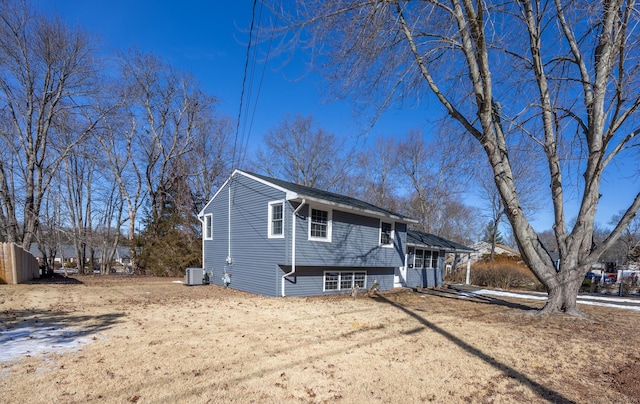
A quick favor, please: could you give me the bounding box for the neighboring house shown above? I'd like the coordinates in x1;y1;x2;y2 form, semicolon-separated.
29;244;136;268
468;241;520;263
199;169;473;297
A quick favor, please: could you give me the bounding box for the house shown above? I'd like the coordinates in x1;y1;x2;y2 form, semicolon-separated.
467;241;520;263
199;170;472;296
29;244;136;270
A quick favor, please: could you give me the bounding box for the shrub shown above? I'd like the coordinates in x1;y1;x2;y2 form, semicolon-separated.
468;255;541;290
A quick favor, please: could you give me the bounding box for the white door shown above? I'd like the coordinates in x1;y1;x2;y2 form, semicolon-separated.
394;258;408;287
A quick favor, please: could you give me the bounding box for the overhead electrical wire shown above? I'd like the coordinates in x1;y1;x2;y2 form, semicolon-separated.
241;3;279;164
238;0;264;167
232;0;279;170
231;0;258;170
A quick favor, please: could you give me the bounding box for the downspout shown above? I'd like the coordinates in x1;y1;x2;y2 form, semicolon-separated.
282;199;306;297
197;214;205;271
226;181;232;266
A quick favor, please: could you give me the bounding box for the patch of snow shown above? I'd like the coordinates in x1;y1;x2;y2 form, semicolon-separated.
172;281;183;284
0;326;92;362
464;289;640;311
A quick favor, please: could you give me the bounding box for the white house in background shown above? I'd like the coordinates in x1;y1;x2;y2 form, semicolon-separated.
463;241;520;264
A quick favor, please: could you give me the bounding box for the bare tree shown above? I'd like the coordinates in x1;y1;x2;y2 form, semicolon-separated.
356;135;401;212
187;109;234;212
110;49;234;272
0;0;101;250
252;114;357;192
475;138;544;260
606;210;640;265
270;0;640;315
395;128;469;234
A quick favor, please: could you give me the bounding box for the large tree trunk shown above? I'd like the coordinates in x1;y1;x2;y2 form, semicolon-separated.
540;269;585;316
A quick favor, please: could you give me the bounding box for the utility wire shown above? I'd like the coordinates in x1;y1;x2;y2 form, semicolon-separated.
242;2;279;164
232;0;258;170
238;0;264;167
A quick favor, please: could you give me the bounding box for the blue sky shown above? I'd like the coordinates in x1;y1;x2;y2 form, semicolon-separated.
30;1;638;232
32;1;426;149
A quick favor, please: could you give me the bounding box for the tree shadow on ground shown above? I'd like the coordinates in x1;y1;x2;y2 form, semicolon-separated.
371;293;575;404
417;285;541;311
27;274;84;285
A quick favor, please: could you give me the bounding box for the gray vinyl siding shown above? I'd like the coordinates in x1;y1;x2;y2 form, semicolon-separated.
294;206;406;268
202;174;288;296
406;250;445;289
201;172;409;297
280;266;396;297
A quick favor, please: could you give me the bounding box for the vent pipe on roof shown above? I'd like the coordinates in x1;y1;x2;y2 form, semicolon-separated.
282;199;306;297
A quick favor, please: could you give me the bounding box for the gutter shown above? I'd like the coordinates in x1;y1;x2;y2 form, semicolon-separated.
282;198;306;297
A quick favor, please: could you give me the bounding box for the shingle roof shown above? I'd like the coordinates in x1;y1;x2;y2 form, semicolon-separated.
407;230;475;252
242;170;416;223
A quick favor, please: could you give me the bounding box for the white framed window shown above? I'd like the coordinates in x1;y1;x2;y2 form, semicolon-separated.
308;206;332;242
380;221;394;246
427;250;439;269
268;201;285;238
204;214;213;240
411;249;439;269
323;271;367;291
414;249;424;268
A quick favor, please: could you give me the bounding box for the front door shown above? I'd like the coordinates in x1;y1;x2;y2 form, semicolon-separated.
394;257;408;287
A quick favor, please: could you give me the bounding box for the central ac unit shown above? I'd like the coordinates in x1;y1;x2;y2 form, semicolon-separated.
185;268;204;286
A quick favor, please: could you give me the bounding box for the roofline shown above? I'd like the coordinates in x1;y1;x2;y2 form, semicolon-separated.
407;242;475;253
286;194;418;224
238;170;298;199
205;170;418;224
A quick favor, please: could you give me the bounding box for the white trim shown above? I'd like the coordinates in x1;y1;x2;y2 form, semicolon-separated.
308;204;332;242
203;214;213;240
291;194;417;224
410;247;440;269
198;171;236;217
237;170;299;200
379;220;395;247
199;169;417;224
268;200;285;239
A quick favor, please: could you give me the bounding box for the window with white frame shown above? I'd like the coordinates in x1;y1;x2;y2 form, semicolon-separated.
268;201;284;238
429;250;439;268
410;249;439;269
324;271;367;291
380;221;394;246
414;249;424;268
309;207;332;241
204;214;213;240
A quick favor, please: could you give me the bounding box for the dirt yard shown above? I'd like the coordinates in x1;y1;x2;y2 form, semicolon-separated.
1;276;639;403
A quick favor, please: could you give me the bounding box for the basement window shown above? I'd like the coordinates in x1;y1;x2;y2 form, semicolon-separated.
323;271;367;291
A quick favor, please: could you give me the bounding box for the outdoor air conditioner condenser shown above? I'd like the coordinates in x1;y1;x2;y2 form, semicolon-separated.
185;268;204;286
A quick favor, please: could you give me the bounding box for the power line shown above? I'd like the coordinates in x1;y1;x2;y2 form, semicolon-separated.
242;2;279;164
232;0;258;170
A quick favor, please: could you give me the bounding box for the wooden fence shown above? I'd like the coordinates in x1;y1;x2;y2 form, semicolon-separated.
0;242;40;284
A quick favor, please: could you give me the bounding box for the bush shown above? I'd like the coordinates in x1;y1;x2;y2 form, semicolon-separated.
464;255;541;290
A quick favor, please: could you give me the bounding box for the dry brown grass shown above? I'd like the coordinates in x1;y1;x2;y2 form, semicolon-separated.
1;276;640;403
